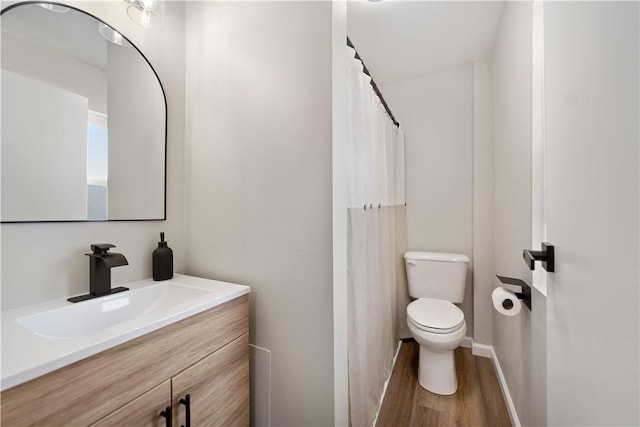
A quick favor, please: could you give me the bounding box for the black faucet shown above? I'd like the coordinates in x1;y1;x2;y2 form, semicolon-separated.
68;243;129;303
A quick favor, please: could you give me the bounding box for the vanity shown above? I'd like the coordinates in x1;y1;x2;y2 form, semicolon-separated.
0;3;251;425
1;275;250;426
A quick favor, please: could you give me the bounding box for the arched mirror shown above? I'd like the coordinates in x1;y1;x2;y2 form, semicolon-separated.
1;2;166;222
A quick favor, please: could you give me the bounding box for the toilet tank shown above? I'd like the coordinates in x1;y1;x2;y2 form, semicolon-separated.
404;251;470;303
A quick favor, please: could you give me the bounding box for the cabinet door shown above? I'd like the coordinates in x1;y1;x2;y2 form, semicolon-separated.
172;334;250;427
1;296;248;427
91;380;171;427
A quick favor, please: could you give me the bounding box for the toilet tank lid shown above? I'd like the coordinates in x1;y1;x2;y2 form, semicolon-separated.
404;251;470;263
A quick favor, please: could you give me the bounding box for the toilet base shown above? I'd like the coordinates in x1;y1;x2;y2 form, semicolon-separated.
418;345;458;395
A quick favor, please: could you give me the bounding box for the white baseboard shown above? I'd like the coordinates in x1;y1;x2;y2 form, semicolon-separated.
487;345;521;427
464;340;520;427
471;342;493;358
380;338;521;427
460;336;473;348
373;340;403;426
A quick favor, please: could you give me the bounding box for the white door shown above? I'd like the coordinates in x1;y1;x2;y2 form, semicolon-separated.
540;2;639;425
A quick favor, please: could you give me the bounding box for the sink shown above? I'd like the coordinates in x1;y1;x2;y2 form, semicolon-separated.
18;282;210;340
2;274;250;391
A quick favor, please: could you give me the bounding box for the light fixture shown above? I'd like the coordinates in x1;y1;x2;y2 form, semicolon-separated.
124;0;164;29
99;24;131;47
38;3;70;13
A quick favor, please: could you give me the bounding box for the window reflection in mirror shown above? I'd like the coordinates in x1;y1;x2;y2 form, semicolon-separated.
87;111;108;220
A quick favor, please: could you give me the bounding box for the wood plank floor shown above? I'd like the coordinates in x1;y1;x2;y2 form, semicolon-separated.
376;340;512;427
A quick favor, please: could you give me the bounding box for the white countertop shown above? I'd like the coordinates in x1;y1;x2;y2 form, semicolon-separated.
1;274;250;391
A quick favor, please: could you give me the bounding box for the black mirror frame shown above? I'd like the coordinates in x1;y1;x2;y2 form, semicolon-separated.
0;1;168;223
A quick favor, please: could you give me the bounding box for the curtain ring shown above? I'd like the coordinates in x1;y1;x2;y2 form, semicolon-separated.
369;204;373;210
378;203;381;209
364;204;367;211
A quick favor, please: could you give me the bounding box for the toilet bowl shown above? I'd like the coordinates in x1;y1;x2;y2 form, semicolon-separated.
407;297;466;395
404;251;470;396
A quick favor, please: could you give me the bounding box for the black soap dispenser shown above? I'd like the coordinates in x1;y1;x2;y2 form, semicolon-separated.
153;232;173;281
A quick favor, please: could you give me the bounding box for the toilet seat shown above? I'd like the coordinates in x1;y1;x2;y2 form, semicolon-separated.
407;298;465;334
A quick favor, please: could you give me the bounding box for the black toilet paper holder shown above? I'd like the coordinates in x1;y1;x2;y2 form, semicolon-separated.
496;275;532;311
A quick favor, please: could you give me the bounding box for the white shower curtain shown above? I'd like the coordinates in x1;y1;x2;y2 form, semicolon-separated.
346;46;409;427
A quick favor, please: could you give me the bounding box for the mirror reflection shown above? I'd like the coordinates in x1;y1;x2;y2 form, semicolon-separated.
1;2;166;222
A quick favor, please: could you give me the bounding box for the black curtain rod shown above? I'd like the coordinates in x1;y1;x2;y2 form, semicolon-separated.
347;37;400;128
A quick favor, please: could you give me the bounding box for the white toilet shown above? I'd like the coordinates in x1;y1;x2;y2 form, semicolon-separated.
404;251;470;395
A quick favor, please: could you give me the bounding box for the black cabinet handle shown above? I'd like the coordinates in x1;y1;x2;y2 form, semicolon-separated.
160;406;172;427
523;243;554;272
180;394;191;427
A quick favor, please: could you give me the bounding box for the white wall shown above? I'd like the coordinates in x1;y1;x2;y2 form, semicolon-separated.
0;30;107;113
491;3;547;426
1;0;186;309
2;71;88;221
183;2;334;425
383;66;474;336
472;57;493;346
332;1;349;425
107;43;165;219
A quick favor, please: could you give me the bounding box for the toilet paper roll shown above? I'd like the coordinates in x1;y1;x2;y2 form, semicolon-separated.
492;286;522;316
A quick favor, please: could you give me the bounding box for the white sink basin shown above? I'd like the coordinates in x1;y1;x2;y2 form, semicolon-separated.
18;283;210;340
1;274;250;391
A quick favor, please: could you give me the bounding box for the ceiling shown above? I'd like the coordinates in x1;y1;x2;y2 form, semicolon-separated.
347;1;506;86
2;3;113;71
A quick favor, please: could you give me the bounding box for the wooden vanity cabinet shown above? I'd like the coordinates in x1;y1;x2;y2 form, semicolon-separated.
93;334;249;427
90;380;172;427
171;334;250;427
1;295;249;427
